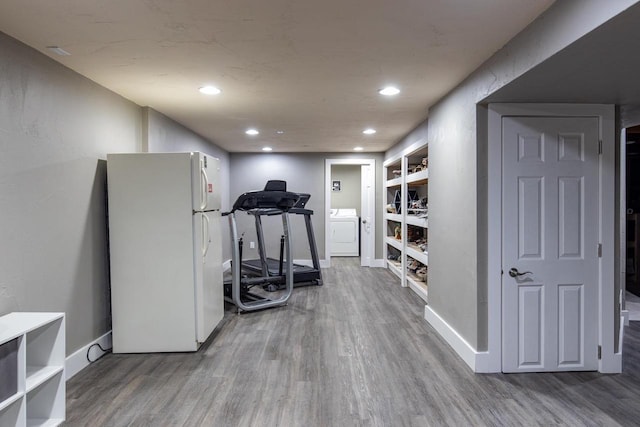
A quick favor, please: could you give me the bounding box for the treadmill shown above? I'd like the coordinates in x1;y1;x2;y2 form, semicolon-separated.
241;181;323;289
222;185;300;312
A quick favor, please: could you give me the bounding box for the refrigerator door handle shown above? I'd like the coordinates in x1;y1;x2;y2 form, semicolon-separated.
202;213;211;257
200;161;209;211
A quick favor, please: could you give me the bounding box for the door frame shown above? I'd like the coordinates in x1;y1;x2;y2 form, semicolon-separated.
325;158;376;268
486;103;618;373
620;127;628;326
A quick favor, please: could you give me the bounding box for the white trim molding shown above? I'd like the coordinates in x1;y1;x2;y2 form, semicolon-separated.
371;259;386;268
325;158;377;268
622;309;630;327
319;258;379;268
424;306;490;372
66;330;112;380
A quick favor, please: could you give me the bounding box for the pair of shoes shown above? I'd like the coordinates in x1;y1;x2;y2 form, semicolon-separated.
416;267;427;282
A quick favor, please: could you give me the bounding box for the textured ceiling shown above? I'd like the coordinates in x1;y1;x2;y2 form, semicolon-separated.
0;0;553;152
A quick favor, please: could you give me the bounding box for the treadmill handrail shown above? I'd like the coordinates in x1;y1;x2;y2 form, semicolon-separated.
228;211;294;312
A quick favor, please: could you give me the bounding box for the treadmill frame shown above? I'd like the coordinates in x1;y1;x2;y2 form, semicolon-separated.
244;206;323;286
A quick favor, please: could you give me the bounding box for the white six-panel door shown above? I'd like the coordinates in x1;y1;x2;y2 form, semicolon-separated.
502;116;600;372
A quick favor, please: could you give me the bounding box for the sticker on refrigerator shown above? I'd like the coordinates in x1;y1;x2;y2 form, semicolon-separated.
208;183;213;193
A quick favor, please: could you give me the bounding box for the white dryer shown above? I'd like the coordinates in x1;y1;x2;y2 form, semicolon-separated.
330;208;360;256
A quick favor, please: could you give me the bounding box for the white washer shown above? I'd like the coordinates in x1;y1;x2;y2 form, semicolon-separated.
330;208;359;256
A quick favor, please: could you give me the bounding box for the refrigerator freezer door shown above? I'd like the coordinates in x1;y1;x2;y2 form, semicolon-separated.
192;152;221;212
193;211;224;343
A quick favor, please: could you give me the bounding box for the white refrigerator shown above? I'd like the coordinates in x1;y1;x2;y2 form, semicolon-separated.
107;152;224;353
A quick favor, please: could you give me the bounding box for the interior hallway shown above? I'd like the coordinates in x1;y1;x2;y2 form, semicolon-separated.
65;259;640;426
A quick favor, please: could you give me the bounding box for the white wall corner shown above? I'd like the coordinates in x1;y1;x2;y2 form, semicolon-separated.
66;330;112;380
424;305;495;372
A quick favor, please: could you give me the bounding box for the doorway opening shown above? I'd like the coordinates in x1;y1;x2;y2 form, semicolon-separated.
324;159;375;268
623;125;640;322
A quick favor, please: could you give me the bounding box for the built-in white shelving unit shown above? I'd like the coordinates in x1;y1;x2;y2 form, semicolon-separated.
383;141;429;302
0;312;65;427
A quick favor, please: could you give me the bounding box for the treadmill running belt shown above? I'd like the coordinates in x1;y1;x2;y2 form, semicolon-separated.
243;258;315;275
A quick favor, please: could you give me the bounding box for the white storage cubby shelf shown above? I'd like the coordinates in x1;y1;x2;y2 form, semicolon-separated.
0;312;65;427
383;142;429;303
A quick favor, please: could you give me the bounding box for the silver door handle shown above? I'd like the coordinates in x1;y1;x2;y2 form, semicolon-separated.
508;268;532;278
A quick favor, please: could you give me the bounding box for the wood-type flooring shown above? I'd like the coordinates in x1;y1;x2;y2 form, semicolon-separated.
65;258;640;426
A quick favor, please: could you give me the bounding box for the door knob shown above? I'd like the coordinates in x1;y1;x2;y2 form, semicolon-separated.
508;268;532;278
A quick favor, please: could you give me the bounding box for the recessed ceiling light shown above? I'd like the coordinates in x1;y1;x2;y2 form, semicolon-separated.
362;128;376;135
199;86;221;95
46;46;71;56
276;130;284;134
379;86;400;96
245;129;259;135
262;146;273;152
354;147;364;151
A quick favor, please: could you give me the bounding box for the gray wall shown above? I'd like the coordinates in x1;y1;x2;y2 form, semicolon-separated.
331;165;361;216
388;0;638;350
229;153;384;262
143;108;230;211
0;32;141;354
143;108;232;260
0;32;232;357
385;119;429;161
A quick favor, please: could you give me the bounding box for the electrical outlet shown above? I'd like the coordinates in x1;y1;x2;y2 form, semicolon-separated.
250;241;255;249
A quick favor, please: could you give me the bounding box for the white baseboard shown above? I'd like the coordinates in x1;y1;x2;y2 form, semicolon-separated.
320;259;385;268
293;259;314;267
425;305;623;374
473;351;499;373
371;259;386;268
424;305;494;372
66;330;112;380
622;309;630;326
